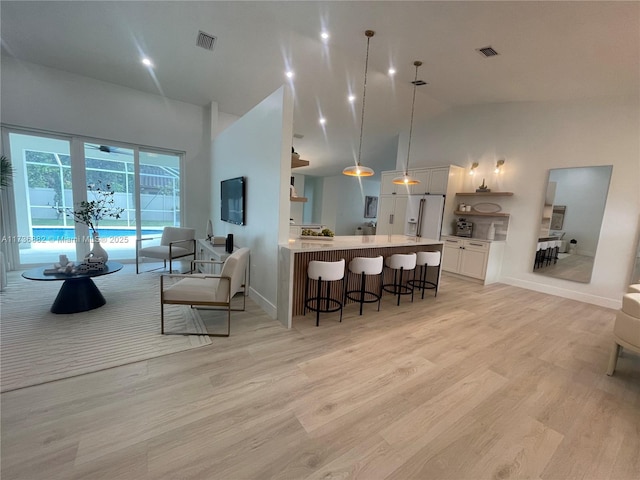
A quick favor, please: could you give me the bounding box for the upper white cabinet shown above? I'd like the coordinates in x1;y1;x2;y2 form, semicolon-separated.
411;167;450;195
380;172;404;195
381;167;451;196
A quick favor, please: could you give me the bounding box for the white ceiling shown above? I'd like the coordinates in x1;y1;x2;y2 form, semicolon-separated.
2;1;638;176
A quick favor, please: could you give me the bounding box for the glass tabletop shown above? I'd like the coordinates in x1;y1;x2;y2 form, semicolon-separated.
22;261;124;281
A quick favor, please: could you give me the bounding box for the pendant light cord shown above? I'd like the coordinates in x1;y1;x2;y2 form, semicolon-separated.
405;62;420;175
357;32;372;167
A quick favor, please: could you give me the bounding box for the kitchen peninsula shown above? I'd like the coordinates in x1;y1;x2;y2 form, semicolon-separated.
277;235;443;327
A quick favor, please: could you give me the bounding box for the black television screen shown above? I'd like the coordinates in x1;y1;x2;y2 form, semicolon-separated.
221;176;246;225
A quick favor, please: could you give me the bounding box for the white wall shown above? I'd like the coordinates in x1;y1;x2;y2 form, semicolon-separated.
212;86;293;317
401;96;640;308
1;56;210;236
289;173;305;224
318;175;381;235
303;176;324;224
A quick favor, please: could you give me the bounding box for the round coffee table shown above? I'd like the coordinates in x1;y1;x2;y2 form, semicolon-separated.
22;261;123;314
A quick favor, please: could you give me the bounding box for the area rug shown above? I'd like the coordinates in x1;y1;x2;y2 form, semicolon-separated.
0;265;212;392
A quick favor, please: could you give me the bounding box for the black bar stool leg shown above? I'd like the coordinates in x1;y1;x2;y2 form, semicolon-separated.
397;267;403;306
359;271;366;315
316;277;322;327
304;276;309;315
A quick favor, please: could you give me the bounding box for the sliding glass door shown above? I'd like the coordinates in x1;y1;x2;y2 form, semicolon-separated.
6;132;74;266
2;128;183;268
139;151;181;230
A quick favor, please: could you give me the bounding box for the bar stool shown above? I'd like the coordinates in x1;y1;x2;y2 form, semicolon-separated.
551;240;561;264
344;256;384;315
383;253;417;306
546;240;556;265
535;241;548;269
408;251;441;299
304;259;345;326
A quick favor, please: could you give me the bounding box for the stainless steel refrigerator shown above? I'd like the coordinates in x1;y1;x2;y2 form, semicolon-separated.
404;194;446;239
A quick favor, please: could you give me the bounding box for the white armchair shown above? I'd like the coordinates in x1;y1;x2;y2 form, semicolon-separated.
160;247;249;337
136;227;196;274
607;291;640;376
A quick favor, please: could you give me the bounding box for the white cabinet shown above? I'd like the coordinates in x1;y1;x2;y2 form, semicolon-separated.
381;167;451;196
379;165;465;238
377;195;409;236
196;239;231;274
441;236;504;284
380;171;404;195
409;167;449;195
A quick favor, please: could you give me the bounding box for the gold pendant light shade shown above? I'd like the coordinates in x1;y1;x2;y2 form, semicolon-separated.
392;174;420;185
392;60;423;185
343;164;375;176
343;30;376;178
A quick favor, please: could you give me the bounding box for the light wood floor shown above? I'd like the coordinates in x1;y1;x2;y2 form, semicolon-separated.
534;253;595;283
1;274;639;480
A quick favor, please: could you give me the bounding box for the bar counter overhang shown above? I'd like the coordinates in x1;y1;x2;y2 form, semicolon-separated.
277;235;444;328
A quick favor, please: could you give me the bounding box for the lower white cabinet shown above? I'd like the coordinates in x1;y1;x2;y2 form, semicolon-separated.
196;239;231;274
441;236;504;284
377;195;408;236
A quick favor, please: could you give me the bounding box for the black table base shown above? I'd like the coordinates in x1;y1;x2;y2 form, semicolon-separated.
51;277;106;314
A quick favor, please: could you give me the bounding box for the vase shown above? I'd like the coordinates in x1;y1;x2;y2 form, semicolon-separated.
90;232;108;262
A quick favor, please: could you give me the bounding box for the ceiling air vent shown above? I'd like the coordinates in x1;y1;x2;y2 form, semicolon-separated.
196;31;217;51
476;46;499;58
411;80;427;86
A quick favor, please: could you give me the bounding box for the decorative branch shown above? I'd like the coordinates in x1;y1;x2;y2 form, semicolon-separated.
56;180;124;235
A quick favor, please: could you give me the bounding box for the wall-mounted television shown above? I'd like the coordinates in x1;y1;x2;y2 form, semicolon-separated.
221;176;246;225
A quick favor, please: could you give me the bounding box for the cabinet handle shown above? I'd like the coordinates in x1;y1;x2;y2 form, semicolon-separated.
469;243;484;247
445;240;458;243
390;214;394;224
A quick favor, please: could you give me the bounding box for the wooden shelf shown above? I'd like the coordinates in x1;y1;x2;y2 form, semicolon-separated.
454;210;510;217
456;192;514;196
290;196;308;202
291;155;309;168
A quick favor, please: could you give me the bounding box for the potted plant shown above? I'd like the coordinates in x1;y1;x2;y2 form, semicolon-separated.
58;180;124;261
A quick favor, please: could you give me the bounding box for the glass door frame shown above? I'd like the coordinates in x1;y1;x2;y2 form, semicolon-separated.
1;125;185;269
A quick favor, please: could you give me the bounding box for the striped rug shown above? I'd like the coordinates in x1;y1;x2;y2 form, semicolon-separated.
0;265;212;392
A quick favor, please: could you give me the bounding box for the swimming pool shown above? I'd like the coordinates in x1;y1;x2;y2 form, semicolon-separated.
33;227;163;241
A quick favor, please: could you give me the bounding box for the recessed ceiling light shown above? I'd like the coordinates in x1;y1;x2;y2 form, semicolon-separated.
348;95;356;103
319;117;326;125
321;31;330;40
388;67;396;76
285;70;294;79
141;57;153;67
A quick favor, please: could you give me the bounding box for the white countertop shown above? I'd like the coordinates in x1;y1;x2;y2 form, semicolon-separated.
281;235;443;252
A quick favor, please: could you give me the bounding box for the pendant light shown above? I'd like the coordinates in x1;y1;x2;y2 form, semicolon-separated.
343;30;376;177
393;61;423;185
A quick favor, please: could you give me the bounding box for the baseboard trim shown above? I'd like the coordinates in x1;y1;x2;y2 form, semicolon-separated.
500;276;621;310
248;287;277;319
